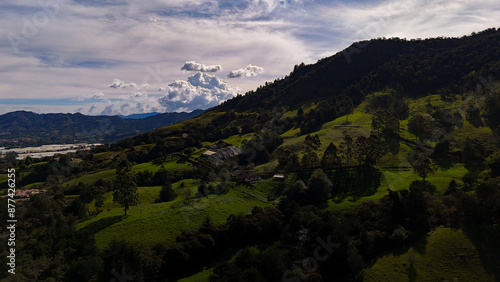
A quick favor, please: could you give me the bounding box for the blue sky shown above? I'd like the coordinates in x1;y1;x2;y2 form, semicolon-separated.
1;0;499;115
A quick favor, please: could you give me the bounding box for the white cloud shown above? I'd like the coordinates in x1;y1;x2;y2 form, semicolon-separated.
108;79;138;89
91;92;105;99
227;64;264;78
158;72;237;112
181;61;222;72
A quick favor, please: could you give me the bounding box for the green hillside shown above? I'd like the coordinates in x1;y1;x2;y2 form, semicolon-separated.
363;227;492;281
2;29;500;281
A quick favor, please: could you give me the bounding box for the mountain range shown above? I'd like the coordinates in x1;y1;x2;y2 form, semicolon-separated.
0;109;204;147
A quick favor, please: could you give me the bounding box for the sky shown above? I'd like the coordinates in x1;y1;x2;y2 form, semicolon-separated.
0;0;499;116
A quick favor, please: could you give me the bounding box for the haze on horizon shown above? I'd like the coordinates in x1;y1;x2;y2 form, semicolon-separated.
1;0;499;116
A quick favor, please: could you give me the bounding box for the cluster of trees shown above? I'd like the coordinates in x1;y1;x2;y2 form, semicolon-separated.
275;133;384;174
298;100;341;135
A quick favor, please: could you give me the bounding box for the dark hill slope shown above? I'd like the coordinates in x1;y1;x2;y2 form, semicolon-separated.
215;28;500;112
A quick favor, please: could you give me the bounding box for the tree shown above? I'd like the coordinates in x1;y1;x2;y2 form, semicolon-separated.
296;107;304;123
113;173;138;215
407;113;435;140
307;169;333;204
274;147;291;166
486;150;500;177
371;109;400;136
5;151;19;163
354;135;382;166
339;133;354;166
286;180;308;204
159;182;176;202
92;186;106;213
321;142;341;171
180;188;193;205
285;153;301;173
304;134;321;152
301;152;319;170
412;153;434;182
116;159;133;175
339;96;354;123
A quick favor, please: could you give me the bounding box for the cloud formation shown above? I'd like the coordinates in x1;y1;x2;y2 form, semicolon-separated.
181;61;223;72
91;92;105;99
108;79;138;89
158;72;237;112
227;64;264;78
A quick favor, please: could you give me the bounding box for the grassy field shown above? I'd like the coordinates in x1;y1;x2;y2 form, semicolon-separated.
77;182;273;249
329;163;468;211
362;227;493;281
177;268;213;282
66;168;117;186
0;174;7;184
222;133;253;147
65;156;194;186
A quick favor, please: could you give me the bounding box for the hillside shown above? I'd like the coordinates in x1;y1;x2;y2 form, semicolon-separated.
0;109;204;147
216;28;500;112
1;29;500;281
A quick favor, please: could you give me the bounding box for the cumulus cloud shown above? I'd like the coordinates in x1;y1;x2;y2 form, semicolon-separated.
91;92;105;99
108;79;138;89
181;61;223;72
157;72;237;112
227;64;264;78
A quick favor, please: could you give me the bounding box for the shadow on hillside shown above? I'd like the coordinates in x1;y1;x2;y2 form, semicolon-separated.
432;157;454;171
330;166;382;202
462;224;500;281
382;137;400;156
80;214;127;234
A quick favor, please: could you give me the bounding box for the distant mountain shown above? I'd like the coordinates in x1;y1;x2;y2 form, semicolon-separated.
119;112;162;119
0;109;204;147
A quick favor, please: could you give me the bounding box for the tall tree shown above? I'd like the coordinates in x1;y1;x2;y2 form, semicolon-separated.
354;135;382;166
340;133;354;166
412;153;434;182
113;173;138;215
340;96;354;123
159;182;176;202
407;113;435;140
321;142;342;170
301;152;319;170
371;109;400;136
307;169;333;204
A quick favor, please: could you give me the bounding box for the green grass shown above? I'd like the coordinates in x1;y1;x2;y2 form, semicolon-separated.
93;151;121;161
23;182;45;189
222;133;253;147
0;174;7;184
177;268;213;282
362;227;493;281
131;158;193;174
77;185;273;249
66;169;117;186
329;163;468;211
65;157;193;186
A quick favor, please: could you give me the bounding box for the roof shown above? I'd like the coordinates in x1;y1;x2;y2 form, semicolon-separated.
202;150;217;156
